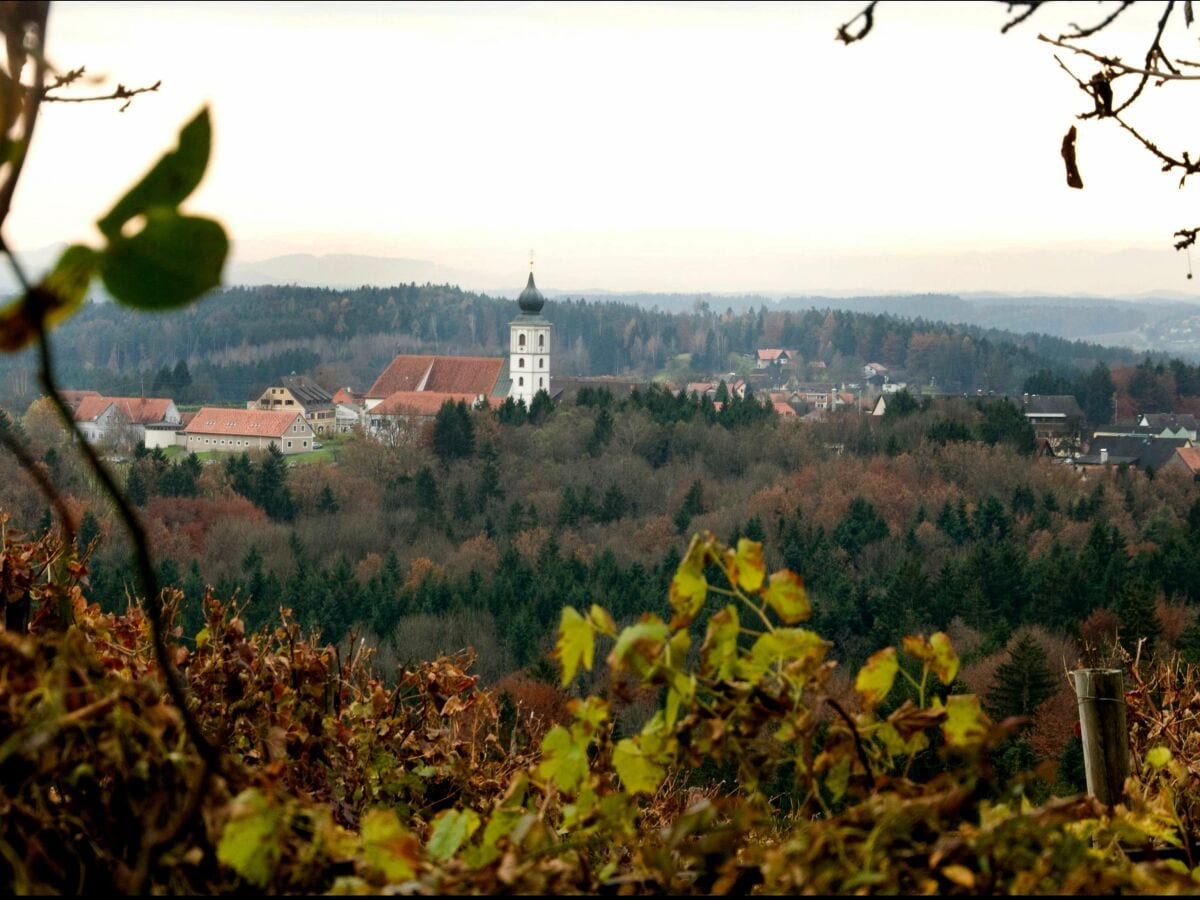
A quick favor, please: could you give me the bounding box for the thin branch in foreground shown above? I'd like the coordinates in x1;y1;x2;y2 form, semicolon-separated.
1000;0;1047;34
836;1;878;45
42;78;162;112
1060;0;1136;40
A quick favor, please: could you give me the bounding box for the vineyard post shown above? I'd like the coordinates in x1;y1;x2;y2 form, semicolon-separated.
1071;668;1130;806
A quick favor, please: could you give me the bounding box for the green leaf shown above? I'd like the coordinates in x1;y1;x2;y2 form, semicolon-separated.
217;788;283;888
360;808;420;882
726;537;765;592
39;244;101;324
855;647;898;710
929;632;959;685
555;606;594;686
761;570;810;623
700;604;740;681
825;754;851;801
537;725;589;794
426;808;480;862
588;603;616;636
669;536;708;627
608;616;670;677
738;628;829;681
98;106;213;240
613;737;666;795
941;694;990;749
101;212;227;309
195;626;210;649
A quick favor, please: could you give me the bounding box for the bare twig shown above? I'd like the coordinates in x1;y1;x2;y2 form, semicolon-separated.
43;79;162;113
836;1;878;45
1000;0;1047;34
1061;0;1136;39
825;697;874;781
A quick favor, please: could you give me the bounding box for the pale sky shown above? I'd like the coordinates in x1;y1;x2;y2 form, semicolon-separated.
10;1;1200;297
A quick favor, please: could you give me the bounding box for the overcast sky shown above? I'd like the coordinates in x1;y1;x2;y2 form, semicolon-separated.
11;1;1200;297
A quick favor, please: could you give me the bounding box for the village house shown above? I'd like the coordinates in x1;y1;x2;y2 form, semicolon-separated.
755;348;790;369
181;408;315;455
1021;394;1086;456
1163;446;1200;478
1071;435;1192;473
252;374;337;435
793;382;836;410
72;396;181;447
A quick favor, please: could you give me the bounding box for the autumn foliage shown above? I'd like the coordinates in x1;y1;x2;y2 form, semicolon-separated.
3;523;1200;894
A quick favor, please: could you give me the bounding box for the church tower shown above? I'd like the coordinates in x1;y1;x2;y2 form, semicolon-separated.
509;266;551;408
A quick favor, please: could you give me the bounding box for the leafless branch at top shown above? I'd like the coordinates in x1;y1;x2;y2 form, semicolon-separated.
836;1;878;45
1060;0;1136;40
1000;0;1047;34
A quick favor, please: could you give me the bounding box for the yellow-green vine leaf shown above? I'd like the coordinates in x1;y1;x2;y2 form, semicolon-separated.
941;695;990;749
555;606;594;686
1147;745;1172;770
669;535;709;627
217;788;283;888
426;808;481;862
739;628;829;681
360;808;421;882
855;646;899;710
929;632;959;685
761;569;810;623
613;737;666;795
700;604;740;681
588;603;616;636
569;695;610;735
726;537;765;593
608;616;670;677
537;725;589;794
98;106;213;240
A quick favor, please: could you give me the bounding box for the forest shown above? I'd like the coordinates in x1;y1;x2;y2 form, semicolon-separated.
0;281;1154;410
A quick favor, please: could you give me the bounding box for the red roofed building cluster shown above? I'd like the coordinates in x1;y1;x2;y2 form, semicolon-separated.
181;408;315;455
72;394;181;446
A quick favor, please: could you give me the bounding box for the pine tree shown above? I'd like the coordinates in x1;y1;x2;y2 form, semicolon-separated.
256;444;295;521
317;484;339;515
433;400;475;462
126;465;149;507
986;632;1058;721
528;389;554;425
675;479;705;535
1114;576;1160;657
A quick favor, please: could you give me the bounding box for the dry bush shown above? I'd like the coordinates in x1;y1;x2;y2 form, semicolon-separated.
1079;608;1122;667
377;609;514;686
1155;599;1196;653
442;532;500;583
492;672;570;745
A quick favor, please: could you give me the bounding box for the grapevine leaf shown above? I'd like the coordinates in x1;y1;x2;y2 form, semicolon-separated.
929;631;959;685
669;536;708;627
739;628;829;681
98;106;212;240
588;603;616;636
762;569;810;623
855;647;898;710
360;808;420;882
941;695;990;749
726;537;765;593
427;808;481;862
555;606;594;686
608;616;670;677
613;737;666;795
217;788;283;888
537;725;589;794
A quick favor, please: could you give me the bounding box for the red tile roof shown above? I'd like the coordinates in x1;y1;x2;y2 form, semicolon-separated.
757;348;787;361
774;401;797;417
371;392;483;417
182;408;307;438
73;396;116;423
72;395;176;425
367;356;435;398
109;397;176;425
1173;447;1200;474
59;389;100;409
367;354;505;399
423;357;505;395
332;387;362;405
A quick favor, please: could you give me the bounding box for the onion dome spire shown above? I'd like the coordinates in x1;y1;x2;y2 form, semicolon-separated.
518;269;545;314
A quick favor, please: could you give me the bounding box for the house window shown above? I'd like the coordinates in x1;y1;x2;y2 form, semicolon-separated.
287;440;292;448
539;334;545;348
539;358;544;368
539;378;544;387
518;377;524;386
518;358;525;368
518;333;526;347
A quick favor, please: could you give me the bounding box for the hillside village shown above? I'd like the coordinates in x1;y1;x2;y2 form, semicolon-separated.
37;270;1200;482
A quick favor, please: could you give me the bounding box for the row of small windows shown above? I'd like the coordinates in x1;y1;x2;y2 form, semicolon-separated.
516;357;546;369
517;333;546;348
516;377;545;388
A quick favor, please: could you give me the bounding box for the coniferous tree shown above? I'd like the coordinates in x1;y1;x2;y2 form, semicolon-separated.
528;389;554;425
317;484;339;515
675;479;705;535
126;465;149;507
986;632;1058;722
256;444;295;521
433;400;475;462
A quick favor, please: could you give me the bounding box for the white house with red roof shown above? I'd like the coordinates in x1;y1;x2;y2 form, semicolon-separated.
72;395;181;446
181;408;314;455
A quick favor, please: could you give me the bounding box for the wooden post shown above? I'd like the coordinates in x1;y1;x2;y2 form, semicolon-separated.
1071;668;1129;806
